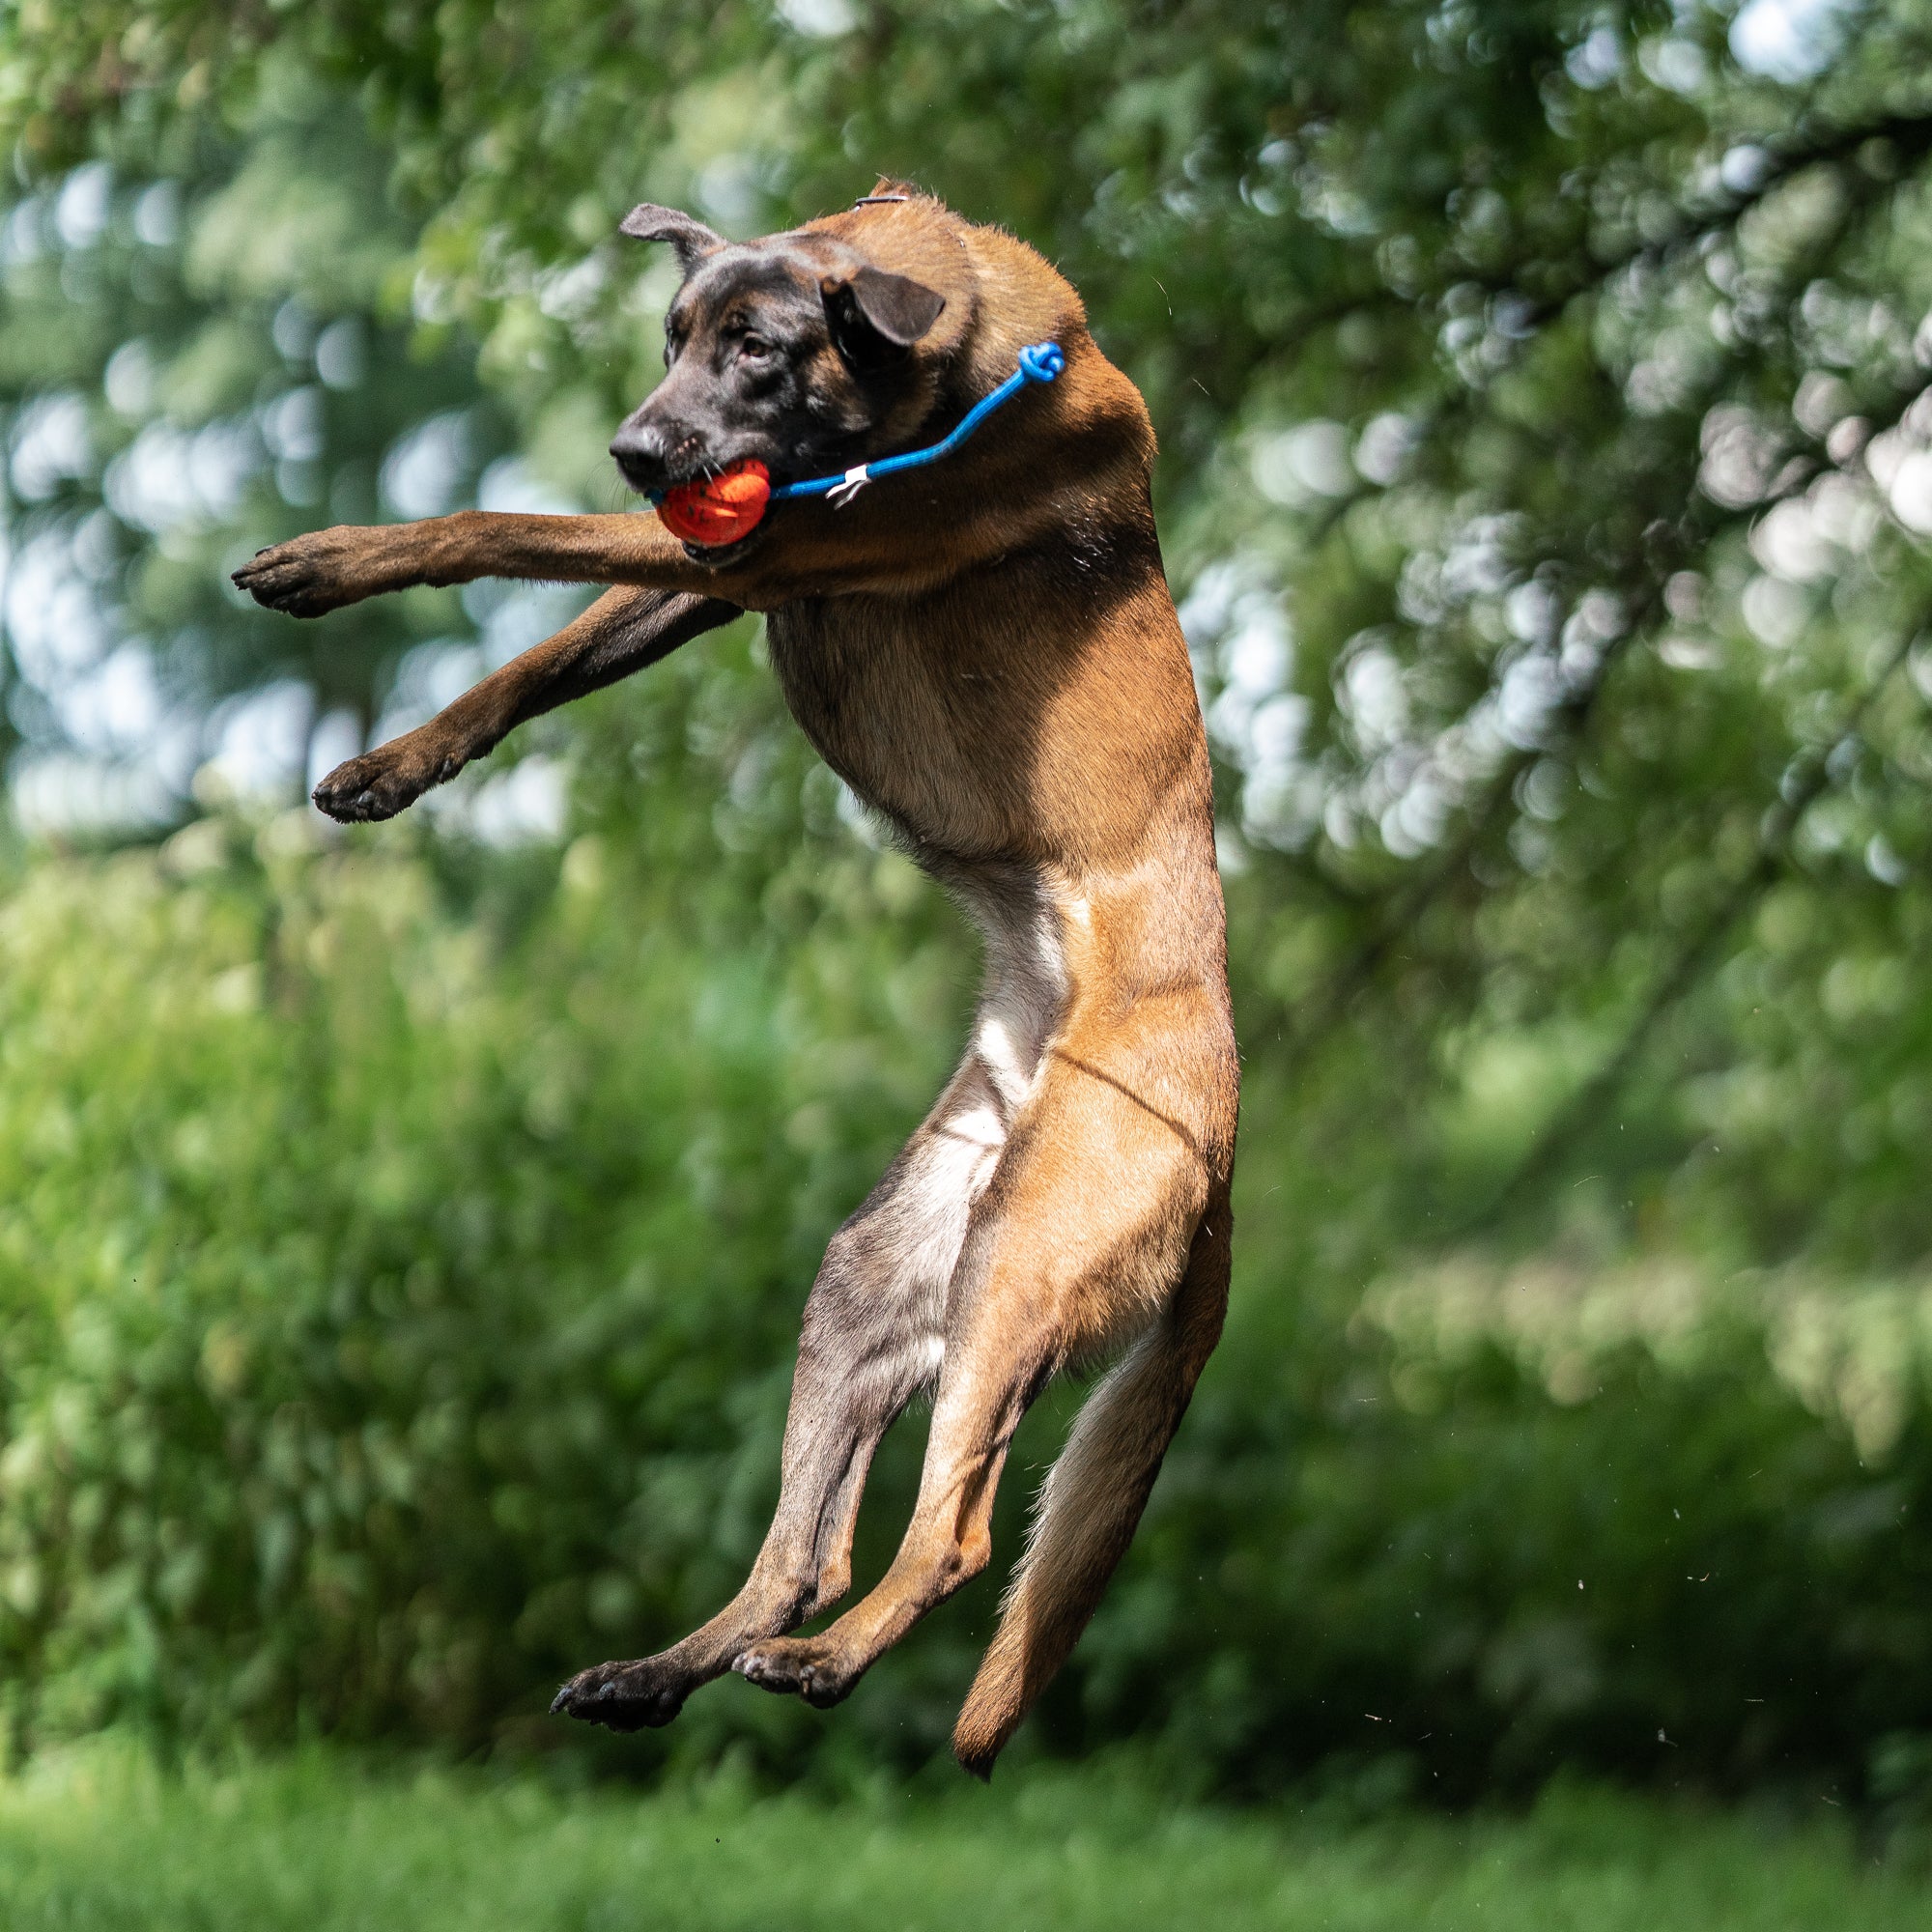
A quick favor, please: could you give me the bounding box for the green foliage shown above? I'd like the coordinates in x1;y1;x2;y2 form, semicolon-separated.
2;674;1931;1796
0;74;525;816
5;1;1932;1262
0;633;978;1770
2;0;1932;1807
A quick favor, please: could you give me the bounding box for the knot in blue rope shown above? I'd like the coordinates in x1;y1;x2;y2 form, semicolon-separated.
1017;341;1065;384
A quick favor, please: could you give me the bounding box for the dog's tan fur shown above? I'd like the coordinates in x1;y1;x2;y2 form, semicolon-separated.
236;186;1236;1776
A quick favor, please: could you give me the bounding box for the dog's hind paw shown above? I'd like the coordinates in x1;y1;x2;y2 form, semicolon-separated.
732;1635;856;1709
549;1658;690;1732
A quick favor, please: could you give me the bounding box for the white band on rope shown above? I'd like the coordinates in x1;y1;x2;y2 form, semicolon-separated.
827;465;871;506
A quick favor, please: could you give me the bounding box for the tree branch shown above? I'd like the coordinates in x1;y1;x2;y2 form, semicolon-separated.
1475;623;1921;1224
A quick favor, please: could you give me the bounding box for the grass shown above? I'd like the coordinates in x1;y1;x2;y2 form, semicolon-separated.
0;1741;1924;1931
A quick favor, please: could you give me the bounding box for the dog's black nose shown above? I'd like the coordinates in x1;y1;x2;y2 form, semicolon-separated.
609;422;664;487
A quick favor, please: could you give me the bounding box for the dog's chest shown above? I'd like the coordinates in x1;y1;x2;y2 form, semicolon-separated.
765;599;1036;855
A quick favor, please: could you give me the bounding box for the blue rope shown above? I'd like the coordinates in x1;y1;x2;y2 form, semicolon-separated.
651;341;1065;513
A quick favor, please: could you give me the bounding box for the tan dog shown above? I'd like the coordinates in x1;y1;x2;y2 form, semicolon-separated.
236;184;1236;1776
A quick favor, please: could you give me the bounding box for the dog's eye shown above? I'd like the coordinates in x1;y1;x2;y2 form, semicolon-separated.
739;335;772;360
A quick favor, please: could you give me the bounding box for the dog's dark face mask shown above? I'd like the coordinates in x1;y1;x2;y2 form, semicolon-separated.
607;204;947;500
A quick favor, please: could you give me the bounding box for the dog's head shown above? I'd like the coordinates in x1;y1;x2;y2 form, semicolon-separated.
608;194;958;505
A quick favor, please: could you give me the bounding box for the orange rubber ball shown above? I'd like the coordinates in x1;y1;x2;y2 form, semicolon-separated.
657;461;773;546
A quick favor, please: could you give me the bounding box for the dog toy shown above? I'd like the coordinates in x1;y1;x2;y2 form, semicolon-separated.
657;462;772;545
651;341;1065;547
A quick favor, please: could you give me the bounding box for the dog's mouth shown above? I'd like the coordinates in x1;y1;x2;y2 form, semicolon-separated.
677;526;763;562
615;431;867;502
613;436;803;497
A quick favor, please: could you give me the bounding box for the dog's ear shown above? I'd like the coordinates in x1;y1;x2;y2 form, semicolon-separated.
618;204;725;273
821;267;947;372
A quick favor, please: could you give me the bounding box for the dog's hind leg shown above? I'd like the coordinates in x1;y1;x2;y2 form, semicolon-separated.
951;1198;1229;1776
733;1042;1216;1734
552;1060;1007;1732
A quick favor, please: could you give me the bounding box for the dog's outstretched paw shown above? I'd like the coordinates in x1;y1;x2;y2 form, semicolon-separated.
732;1636;855;1709
550;1659;690;1733
311;742;460;824
232;529;379;618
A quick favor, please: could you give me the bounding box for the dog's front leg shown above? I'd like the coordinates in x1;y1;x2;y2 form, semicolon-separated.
232;509;744;619
310;585;740;822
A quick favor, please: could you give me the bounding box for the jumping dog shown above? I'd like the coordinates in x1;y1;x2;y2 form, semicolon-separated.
235;183;1237;1776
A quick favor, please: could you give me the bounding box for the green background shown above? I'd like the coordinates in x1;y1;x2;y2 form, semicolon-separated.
2;0;1931;1838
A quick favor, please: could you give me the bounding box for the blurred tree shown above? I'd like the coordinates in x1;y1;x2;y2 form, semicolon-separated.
0;65;526;831
1;3;1927;1264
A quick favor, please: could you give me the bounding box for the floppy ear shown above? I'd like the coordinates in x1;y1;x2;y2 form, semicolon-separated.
821;266;947;372
618;203;725;273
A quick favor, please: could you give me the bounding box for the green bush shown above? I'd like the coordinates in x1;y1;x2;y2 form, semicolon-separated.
0;636;974;1774
3;648;1930;1802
